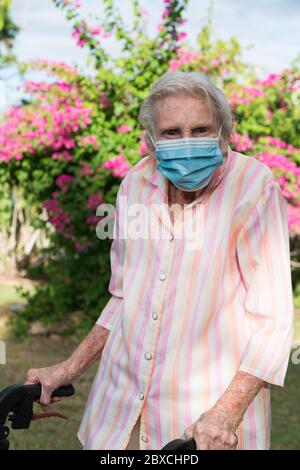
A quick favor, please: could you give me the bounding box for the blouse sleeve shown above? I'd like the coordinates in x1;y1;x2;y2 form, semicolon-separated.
236;179;294;386
96;179;127;331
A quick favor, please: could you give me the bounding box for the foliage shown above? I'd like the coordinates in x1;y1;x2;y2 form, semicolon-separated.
0;0;19;68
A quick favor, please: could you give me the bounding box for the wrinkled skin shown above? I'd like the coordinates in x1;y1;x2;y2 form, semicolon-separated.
25;324;110;411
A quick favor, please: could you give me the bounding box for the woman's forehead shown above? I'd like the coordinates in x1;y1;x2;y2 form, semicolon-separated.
154;94;215;128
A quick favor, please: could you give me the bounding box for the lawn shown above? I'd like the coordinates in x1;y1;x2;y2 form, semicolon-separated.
0;281;300;450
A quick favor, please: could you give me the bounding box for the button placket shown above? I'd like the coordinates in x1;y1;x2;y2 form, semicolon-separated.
139;228;176;448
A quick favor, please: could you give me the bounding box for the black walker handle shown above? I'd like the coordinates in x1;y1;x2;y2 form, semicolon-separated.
0;383;75;451
161;437;197;450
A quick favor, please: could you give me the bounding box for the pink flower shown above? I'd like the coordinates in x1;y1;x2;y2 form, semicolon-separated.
74;240;92;252
52;151;73;161
90;27;102;36
117;124;132;134
71;29;86;47
56;174;74;186
79;162;94;176
43;197;74;236
263;136;287;149
261;73;281;87
140;139;148;156
0;77;93;164
230;133;253;152
162;8;171;19
43;199;60;212
177;32;187;42
168;48;200;72
55;174;74;193
87;194;103;210
102;153;130;178
81;135;99;148
75;241;84;252
286;204;300;236
99;93;110;108
86;215;100;226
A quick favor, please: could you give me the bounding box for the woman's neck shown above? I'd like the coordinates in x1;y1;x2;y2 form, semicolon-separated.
168;181;205;207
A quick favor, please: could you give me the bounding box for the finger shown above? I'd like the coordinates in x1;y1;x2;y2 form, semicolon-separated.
184;428;194;440
31;393;62;404
225;433;238;450
197;439;209;450
231;434;238;450
40;383;52;409
25;368;37;384
198;433;216;450
50;397;63;403
24;377;39;385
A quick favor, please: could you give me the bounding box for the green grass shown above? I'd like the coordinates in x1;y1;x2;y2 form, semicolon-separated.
271;359;300;449
294;314;300;343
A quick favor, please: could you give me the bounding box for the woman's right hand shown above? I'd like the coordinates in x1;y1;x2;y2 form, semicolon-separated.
25;362;72;411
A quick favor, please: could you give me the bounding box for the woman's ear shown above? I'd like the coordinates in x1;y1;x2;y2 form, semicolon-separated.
148;145;155;158
144;131;156;158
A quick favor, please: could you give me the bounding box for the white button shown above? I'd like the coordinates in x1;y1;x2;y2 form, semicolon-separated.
152;312;158;320
169;233;174;241
145;352;152;360
139;392;144;400
159;273;166;281
141;435;148;443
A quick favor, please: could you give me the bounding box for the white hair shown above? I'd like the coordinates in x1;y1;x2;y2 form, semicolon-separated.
138;71;233;150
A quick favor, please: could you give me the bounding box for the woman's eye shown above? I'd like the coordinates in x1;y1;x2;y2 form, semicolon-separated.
165;130;179;137
193;128;208;134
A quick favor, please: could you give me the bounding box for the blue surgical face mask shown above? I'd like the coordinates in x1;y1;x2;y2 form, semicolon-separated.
148;128;223;192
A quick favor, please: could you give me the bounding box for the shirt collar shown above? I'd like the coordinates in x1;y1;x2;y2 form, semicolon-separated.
134;145;233;201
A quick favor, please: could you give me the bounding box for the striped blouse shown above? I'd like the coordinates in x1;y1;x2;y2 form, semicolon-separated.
77;145;294;450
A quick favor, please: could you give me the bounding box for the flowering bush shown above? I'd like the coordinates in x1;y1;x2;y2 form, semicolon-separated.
0;0;299;334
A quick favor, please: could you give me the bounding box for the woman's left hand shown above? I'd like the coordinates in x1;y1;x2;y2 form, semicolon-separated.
183;409;238;450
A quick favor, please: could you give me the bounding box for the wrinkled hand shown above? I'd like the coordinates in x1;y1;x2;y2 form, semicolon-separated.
183;409;238;450
25;362;71;411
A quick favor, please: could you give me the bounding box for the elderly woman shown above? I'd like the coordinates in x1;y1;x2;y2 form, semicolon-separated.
25;71;294;450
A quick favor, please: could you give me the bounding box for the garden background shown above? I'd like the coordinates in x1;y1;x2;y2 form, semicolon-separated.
0;0;300;449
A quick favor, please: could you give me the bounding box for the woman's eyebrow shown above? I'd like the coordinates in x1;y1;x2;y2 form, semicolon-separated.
191;125;210;130
160;124;211;132
161;127;181;132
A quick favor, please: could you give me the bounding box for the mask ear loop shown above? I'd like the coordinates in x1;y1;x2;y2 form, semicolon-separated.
147;131;157;150
217;125;223;142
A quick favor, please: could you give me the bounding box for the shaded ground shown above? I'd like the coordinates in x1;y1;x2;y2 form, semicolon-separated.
1;276;300;450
